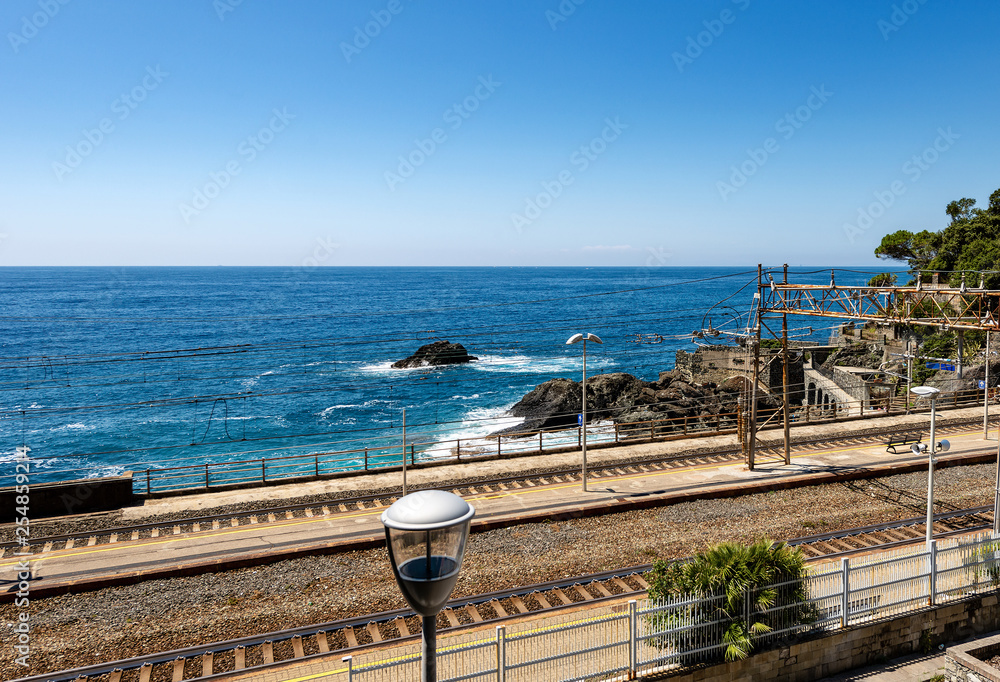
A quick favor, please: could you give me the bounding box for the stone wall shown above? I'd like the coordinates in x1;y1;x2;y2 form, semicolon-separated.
1;474;134;521
947;632;1000;681
674;347;804;403
652;593;1000;682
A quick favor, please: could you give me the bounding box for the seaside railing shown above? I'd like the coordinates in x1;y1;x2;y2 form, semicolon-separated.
127;385;994;495
341;533;1000;681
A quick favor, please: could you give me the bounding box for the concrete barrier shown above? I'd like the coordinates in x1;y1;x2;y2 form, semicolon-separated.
2;473;134;521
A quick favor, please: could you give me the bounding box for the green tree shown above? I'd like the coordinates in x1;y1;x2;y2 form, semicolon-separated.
647;538;810;662
867;272;897;287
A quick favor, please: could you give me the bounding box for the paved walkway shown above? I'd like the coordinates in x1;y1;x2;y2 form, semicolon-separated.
4;410;997;599
818;651;948;681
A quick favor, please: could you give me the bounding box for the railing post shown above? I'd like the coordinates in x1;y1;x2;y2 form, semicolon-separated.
205;463;209;488
578;426;581;448
342;655;352;682
315;455;319;477
497;435;501;457
683;415;688;434
649;422;654;440
261;459;266;483
411;444;415;465
840;557;850;628
628;599;637;679
146;469;151;495
929;540;938;606
364;447;368;471
539;431;543;453
496;625;506;682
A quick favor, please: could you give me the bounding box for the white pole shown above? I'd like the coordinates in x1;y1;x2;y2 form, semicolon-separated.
581;338;588;492
926;397;936;549
402;408;407;496
994;433;1000;537
986;332;991;439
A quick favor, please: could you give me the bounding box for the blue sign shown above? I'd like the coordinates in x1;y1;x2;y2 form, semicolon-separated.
578;413;583;426
925;362;956;372
980;380;987;389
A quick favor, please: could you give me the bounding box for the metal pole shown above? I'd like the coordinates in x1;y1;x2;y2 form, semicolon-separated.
402;408;407;496
782;265;790;465
582;338;588;492
906;341;913;415
748;265;762;470
986;332;991;439
422;614;436;682
926;397;937;549
994;432;1000;537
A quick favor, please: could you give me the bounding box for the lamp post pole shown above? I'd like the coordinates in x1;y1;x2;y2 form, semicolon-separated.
567;333;603;492
911;386;948;549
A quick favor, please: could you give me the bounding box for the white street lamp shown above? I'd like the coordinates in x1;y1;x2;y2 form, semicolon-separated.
566;332;603;491
381;490;475;682
910;386;951;548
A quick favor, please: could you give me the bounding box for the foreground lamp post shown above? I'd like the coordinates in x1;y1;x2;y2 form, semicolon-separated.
910;386;950;548
566;332;603;491
381;490;475;682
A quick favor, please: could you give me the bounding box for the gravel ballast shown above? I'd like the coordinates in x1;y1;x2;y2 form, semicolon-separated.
3;461;997;680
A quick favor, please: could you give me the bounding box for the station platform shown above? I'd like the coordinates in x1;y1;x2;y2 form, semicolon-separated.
4;407;998;600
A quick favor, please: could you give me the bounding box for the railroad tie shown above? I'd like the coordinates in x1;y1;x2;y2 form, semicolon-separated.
612;578;632;593
574;585;594;601
201;651;214;677
466;604;483;623
491;599;508;617
285;510;295;520
344;627;358;648
131;530;140;541
109;668;122;682
193;522;201;532
321;506;331;515
108;535;117;545
534;593;551;609
632;574;649;590
212;520;221;530
64;539;74;550
316;631;330;653
338;504;348;513
262;641;274;665
138;663;152;682
443;608;461;628
249;516;259;525
552;588;572;605
467;486;478;494
267;513;276;523
0;548;4;558
171;656;184;682
151;528;159;538
230;518;239;527
366;622;384;642
510;596;529;613
592;582;612;598
235;645;246;669
87;536;97;546
393;617;410;636
292;635;304;658
304;508;314;518
173;525;181;534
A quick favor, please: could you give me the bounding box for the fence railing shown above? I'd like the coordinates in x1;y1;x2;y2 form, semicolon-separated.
131;386;994;494
342;533;1000;681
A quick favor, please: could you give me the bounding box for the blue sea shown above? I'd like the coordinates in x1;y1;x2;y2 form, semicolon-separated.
0;266;889;488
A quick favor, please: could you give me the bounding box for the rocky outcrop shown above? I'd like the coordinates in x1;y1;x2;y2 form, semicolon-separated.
503;369;778;435
392;341;478;369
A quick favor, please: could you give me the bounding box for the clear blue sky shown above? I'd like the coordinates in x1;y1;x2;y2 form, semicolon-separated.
2;0;998;266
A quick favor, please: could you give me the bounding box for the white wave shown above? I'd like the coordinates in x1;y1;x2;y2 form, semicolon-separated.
471;353;616;375
319;404;360;418
418;406;524;460
51;422;92;432
448;394;480;400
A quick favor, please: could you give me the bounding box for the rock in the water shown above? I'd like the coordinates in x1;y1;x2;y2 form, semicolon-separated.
391;341;478;369
508;378;581;432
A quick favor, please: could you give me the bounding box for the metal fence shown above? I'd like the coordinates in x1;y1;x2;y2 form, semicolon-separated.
338;533;1000;682
134;386;992;494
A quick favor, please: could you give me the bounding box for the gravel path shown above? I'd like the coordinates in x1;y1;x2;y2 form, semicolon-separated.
3;461;996;680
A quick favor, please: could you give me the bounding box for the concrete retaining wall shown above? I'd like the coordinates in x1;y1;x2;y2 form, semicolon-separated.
654;593;1000;682
1;473;134;521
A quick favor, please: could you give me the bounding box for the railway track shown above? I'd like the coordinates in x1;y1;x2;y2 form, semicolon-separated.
0;420;981;556
16;504;996;682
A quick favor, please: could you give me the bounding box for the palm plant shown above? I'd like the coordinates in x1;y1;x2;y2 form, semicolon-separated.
647;538;810;662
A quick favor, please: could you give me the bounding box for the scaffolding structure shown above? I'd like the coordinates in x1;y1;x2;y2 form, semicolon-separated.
745;266;1000;469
